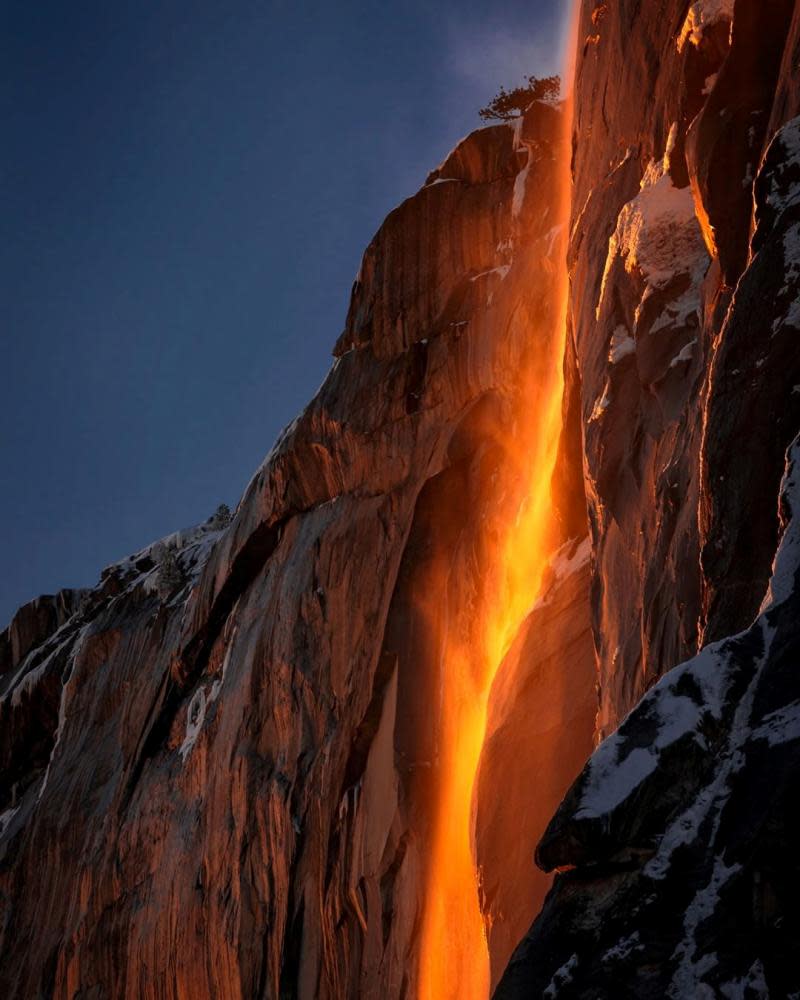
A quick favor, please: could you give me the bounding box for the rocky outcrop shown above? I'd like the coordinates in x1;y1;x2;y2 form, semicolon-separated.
0;105;591;999
497;0;800;995
566;0;800;734
4;2;800;996
496;436;800;999
700;111;800;643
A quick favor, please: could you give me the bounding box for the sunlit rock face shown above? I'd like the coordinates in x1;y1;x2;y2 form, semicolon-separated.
0;104;591;1000
497;438;800;999
5;1;800;994
475;537;595;991
497;0;800;995
566;0;800;736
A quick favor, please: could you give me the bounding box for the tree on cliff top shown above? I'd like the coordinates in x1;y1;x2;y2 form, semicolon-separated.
479;74;560;121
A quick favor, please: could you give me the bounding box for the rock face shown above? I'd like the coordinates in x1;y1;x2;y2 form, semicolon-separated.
0;105;592;999
496;0;800;995
475;538;596;990
496;437;800;999
567;0;800;736
4;1;800;996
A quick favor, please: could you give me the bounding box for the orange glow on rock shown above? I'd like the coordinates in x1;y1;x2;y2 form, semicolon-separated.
417;10;578;999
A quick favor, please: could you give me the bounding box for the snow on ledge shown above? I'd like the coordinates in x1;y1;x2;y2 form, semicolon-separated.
595;124;709;325
677;0;734;52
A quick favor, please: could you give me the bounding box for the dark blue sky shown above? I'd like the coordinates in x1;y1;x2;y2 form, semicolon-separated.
2;0;563;624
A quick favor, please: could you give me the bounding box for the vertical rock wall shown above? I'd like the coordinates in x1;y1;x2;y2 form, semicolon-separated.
0;106;593;999
566;0;800;734
496;1;800;994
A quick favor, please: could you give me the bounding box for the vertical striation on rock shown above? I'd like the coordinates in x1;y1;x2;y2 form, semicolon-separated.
564;0;800;735
0;97;592;1000
5;2;800;996
497;1;800;995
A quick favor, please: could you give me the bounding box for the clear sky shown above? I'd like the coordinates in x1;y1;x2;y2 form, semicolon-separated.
2;0;564;625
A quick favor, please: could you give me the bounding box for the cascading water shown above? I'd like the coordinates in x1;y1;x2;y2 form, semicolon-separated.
417;8;578;997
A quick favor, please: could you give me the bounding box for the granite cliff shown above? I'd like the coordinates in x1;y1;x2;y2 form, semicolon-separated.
3;2;800;998
1;102;591;998
497;0;800;995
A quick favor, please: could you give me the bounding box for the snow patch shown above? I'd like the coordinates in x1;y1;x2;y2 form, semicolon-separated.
596;127;709;324
772;221;800;334
550;536;591;582
0;805;20;838
37;627;90;802
574;638;739;824
575;746;659;818
719;960;769;1000
543;954;578;998
590;383;611;421
669;858;742;996
179;688;207;762
677;0;734;52
603;931;642;964
608;325;635;364
760;434;800;612
762;115;800;218
669;338;697;368
101;516;228;604
512;159;531;218
530;537;591;616
649;285;704;336
751;700;800;747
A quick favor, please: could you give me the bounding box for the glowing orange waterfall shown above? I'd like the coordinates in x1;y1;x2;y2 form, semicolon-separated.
417;11;578;999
